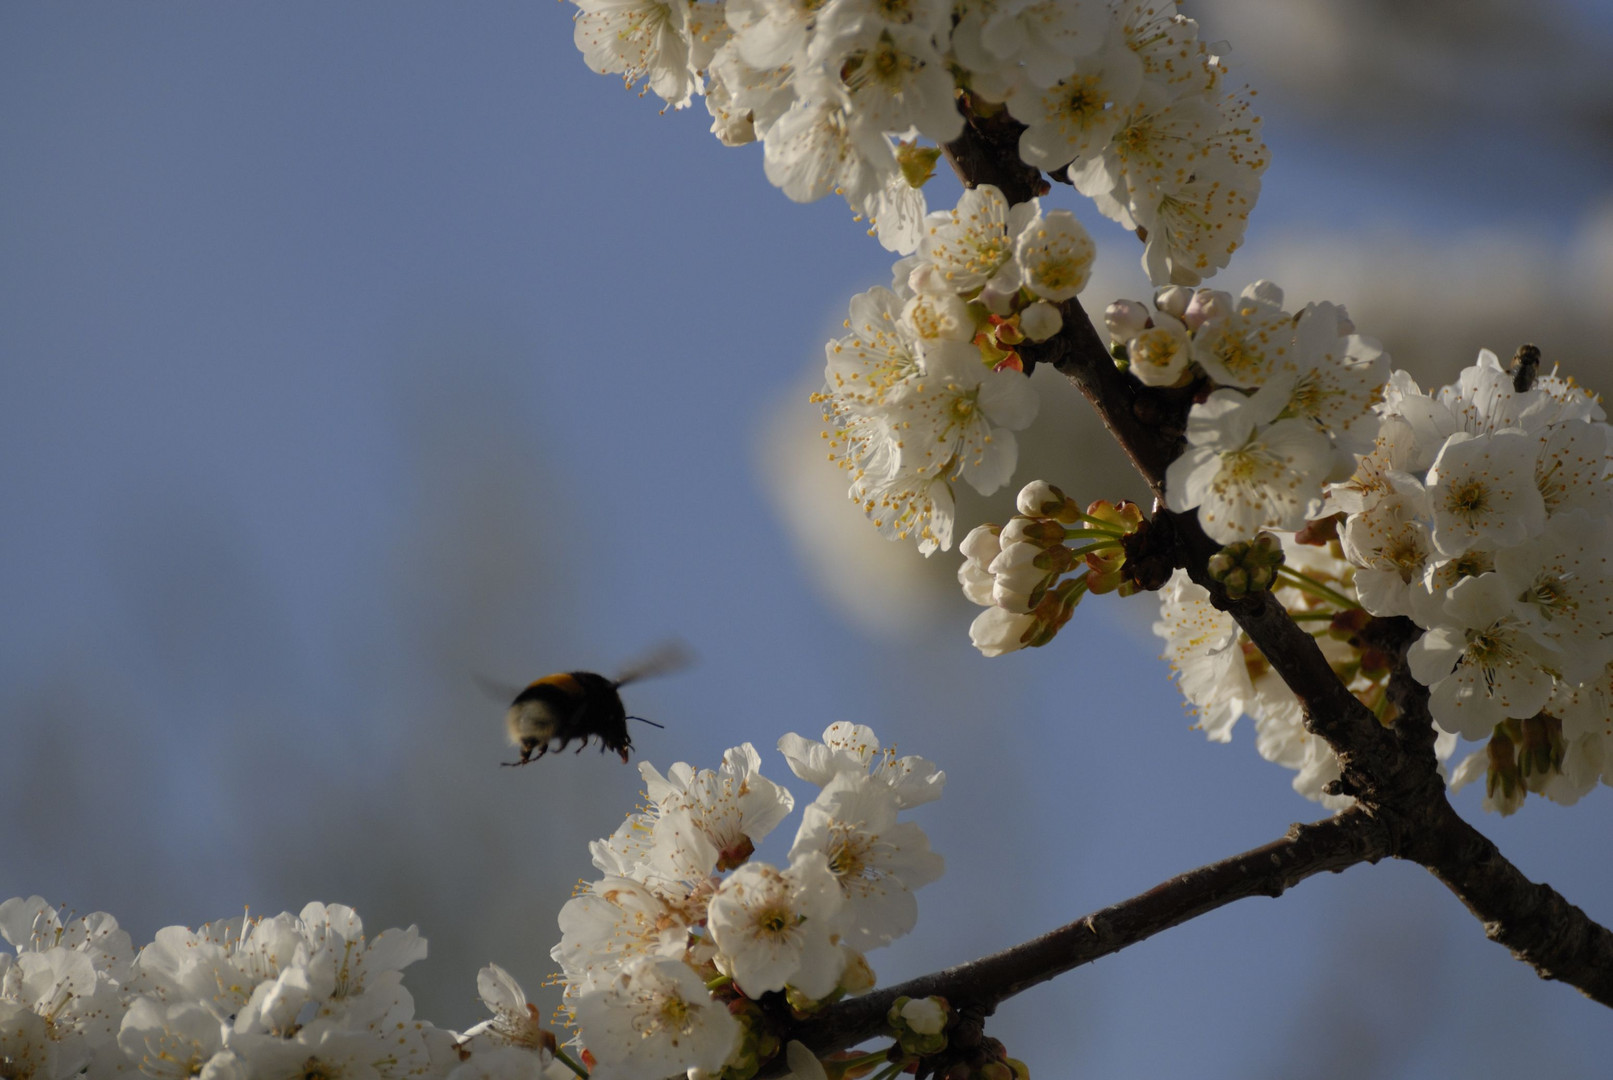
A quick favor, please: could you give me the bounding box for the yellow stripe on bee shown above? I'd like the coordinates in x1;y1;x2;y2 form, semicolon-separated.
530;672;581;695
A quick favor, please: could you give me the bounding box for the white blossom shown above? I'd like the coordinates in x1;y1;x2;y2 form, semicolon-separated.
573;957;741;1080
1407;573;1563;740
788;773;944;950
1164;388;1333;543
707;855;844;999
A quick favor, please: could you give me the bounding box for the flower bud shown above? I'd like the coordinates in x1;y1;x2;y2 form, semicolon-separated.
1017;480;1068;518
899;997;948;1036
1241;279;1285;310
1206;533;1286;599
990;581;1037;613
959;523;1003;565
1182;288;1233;331
1103;299;1149;343
970;605;1038;657
1019;300;1063;342
999;516;1065;547
1153;285;1193;319
959;560;996;606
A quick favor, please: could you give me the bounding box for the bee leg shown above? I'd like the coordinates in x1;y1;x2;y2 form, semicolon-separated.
618;749;630;764
502;745;536;767
574;742;588;754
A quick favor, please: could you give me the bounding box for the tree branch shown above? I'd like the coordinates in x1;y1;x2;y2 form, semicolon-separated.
931;110;1613;1007
776;810;1391;1065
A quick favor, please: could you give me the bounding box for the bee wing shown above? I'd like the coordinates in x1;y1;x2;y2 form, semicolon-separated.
472;672;523;704
613;640;693;688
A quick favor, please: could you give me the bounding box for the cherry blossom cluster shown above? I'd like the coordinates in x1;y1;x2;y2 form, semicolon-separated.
959;480;1144;657
551;726;944;1080
1113;280;1391;546
0;895;563;1080
1153;538;1459;808
568;0;1266;281
817;184;1096;553
1330;350;1613;813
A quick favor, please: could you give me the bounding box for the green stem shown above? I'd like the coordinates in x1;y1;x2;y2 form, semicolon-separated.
1276;566;1359;611
1064;527;1125;540
1068;539;1124;559
1069;513;1127;533
552;1048;589;1079
705;974;733;992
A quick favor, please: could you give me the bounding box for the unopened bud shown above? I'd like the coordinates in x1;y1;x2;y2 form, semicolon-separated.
1182;288;1233;331
899;997;948;1036
1153;285;1193;319
1206;533;1285;599
1242;279;1284;309
1000;516;1066;547
969;605;1039;657
1017;480;1069;518
1103;299;1149;343
960;523;1004;564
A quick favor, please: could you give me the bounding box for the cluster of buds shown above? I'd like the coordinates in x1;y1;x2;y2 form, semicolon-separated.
888;996;950;1058
1102;285;1223;388
973;309;1062;375
1205;532;1286;599
959;481;1145;657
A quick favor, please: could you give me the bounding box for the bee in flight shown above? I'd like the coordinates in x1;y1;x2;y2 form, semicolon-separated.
500;644;687;766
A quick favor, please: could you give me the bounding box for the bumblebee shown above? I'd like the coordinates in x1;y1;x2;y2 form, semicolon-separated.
501;645;686;766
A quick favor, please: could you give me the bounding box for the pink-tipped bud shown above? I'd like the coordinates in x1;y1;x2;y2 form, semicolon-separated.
1103;300;1149;343
1183;288;1234;331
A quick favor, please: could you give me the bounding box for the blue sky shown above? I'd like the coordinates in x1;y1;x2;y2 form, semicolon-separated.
4;4;1613;1076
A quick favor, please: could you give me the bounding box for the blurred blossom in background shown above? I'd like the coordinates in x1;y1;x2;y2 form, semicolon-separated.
3;2;1613;1076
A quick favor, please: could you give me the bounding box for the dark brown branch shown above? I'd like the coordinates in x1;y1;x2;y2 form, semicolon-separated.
931;115;1613;1005
776;811;1390;1065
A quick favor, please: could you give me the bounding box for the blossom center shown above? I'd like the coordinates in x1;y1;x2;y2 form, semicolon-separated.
1445;479;1490;519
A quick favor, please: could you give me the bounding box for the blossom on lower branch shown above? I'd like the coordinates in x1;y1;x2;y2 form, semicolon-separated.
0;728;944;1080
554;729;944;1077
